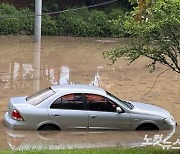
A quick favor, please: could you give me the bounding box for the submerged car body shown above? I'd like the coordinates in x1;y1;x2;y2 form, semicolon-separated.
4;84;176;130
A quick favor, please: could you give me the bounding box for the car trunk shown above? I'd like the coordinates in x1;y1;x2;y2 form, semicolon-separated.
8;96;32;117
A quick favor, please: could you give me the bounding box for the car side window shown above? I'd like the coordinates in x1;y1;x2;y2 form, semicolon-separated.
50;93;84;110
85;94;118;112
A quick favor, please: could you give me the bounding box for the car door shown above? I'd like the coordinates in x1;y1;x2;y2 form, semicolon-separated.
85;94;131;130
48;93;88;130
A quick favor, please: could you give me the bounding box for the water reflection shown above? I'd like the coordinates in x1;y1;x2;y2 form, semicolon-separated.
0;36;122;95
33;43;41;92
0;56;104;91
5;127;175;150
46;65;70;85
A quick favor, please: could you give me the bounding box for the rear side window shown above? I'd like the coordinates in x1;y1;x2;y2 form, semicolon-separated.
50;93;84;110
27;87;55;106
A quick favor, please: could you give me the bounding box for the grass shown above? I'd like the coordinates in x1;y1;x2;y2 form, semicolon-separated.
0;147;179;154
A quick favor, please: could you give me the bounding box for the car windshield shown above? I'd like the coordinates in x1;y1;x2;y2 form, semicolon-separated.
26;87;55;106
106;91;134;110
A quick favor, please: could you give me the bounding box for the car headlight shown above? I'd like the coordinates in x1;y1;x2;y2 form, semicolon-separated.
163;116;175;125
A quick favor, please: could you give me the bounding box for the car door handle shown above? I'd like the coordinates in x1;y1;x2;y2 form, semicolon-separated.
54;114;61;117
90;115;98;118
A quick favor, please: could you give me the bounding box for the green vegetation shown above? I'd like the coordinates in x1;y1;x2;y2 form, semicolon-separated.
0;147;179;154
42;15;58;35
105;0;180;73
58;9;113;37
18;8;34;34
0;3;59;35
0;3;129;37
0;3;21;34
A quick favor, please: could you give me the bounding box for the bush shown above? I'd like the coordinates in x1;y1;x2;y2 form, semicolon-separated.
58;9;112;37
0;3;18;15
109;15;128;37
0;3;130;37
19;8;58;35
67;16;94;36
58;11;78;35
57;9;93;36
106;8;129;37
0;16;21;34
88;10;111;37
0;3;58;35
41;15;58;35
107;8;126;20
19;8;34;34
0;3;21;34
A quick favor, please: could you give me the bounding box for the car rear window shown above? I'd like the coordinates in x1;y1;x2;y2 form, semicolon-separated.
26;87;55;106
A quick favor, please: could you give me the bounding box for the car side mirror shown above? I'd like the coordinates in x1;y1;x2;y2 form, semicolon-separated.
116;107;123;113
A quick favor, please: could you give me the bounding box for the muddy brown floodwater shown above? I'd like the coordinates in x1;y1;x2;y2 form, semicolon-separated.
0;36;180;150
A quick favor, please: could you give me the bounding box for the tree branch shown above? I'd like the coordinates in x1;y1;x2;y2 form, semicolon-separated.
167;24;180;53
143;68;171;97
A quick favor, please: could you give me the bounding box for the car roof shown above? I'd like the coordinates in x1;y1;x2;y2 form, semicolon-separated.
51;84;106;95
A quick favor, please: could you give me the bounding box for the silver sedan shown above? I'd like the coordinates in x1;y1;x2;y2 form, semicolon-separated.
4;84;177;130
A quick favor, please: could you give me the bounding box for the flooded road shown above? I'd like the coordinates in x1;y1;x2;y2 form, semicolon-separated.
0;35;180;149
4;128;176;150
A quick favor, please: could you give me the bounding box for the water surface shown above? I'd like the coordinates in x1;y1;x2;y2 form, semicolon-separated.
0;36;179;149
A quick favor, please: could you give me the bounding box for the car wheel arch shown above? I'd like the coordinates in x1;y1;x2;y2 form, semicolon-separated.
136;123;159;130
38;123;61;130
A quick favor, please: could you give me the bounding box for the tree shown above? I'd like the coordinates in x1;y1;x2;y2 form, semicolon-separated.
127;0;151;20
104;0;180;73
128;0;153;21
